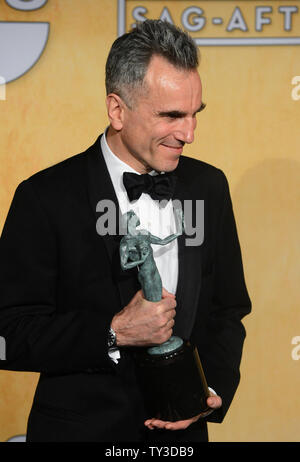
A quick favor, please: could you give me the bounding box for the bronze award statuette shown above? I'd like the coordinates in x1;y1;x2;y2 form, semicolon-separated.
120;209;210;422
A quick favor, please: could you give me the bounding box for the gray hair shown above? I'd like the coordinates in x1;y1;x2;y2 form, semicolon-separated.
105;19;199;108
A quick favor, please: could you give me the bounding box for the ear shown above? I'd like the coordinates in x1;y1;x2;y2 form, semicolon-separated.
106;93;125;131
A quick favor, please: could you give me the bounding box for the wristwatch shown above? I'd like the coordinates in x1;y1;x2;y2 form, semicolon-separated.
107;326;117;348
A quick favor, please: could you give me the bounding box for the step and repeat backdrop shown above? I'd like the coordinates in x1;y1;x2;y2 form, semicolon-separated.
0;0;299;442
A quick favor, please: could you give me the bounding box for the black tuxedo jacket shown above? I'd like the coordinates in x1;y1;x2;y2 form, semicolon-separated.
0;135;251;442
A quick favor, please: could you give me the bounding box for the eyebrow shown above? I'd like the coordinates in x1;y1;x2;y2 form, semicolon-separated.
157;102;206;118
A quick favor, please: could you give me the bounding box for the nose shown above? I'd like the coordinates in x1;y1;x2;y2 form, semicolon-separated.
175;117;196;145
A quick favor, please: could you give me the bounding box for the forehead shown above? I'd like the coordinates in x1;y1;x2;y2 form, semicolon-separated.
142;55;202;109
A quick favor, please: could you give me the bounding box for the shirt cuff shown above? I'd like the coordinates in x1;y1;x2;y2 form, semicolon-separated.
108;347;121;364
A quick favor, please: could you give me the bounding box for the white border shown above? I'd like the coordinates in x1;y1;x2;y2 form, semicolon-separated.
117;0;300;45
118;0;126;37
194;37;300;46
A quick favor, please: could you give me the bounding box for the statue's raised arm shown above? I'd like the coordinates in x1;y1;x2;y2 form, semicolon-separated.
149;207;184;246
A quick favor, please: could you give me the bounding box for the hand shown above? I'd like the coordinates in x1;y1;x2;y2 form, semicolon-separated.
111;288;176;347
144;392;222;431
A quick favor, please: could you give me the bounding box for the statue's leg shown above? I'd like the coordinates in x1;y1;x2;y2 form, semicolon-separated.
138;271;162;302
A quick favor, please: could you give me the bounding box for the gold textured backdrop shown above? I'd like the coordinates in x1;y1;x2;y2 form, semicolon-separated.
0;0;299;442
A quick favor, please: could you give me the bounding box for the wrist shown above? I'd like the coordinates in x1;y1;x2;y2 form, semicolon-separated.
111;313;125;347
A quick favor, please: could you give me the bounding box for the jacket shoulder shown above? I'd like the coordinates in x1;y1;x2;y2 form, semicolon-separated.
21;136;101;196
177;155;227;189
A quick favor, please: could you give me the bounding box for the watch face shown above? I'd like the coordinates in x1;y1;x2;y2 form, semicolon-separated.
108;327;116;348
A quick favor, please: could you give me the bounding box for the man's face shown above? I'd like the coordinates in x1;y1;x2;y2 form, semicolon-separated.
115;55;203;173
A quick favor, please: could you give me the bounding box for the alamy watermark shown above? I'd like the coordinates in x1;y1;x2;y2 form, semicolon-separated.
291;336;300;360
96;199;204;247
0;336;6;360
291;76;300;101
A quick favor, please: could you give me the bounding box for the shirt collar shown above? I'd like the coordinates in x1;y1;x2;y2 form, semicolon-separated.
101;127;160;195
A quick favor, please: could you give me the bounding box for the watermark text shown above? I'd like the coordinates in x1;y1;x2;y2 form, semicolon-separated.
291;336;300;360
96;199;204;247
0;336;6;360
291;76;300;100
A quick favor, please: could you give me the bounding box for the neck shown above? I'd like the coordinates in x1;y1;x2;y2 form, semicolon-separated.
106;126;151;174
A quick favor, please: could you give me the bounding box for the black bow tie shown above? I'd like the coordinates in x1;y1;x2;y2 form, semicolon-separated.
123;171;177;202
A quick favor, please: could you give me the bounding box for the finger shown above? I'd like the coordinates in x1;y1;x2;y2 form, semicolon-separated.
144;418;162;430
161;298;177;313
164;420;190;431
164;416;199;431
162;288;175;299
135;289;144;301
207;395;222;409
144;420;155;430
162;309;176;324
145;418;157;426
167;318;175;328
145;416;197;431
145;419;172;430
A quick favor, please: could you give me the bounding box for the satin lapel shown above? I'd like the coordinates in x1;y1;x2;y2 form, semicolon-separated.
85;135;139;308
172;164;202;341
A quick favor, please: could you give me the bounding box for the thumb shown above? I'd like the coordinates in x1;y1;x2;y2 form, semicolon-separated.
207;395;222;409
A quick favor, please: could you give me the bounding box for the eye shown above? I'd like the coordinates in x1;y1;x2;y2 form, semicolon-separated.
158;111;184;119
168;114;180;120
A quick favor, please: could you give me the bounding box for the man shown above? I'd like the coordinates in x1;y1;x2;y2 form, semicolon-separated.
0;20;251;442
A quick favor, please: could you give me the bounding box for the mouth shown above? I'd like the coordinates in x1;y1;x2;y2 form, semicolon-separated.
160;143;184;154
